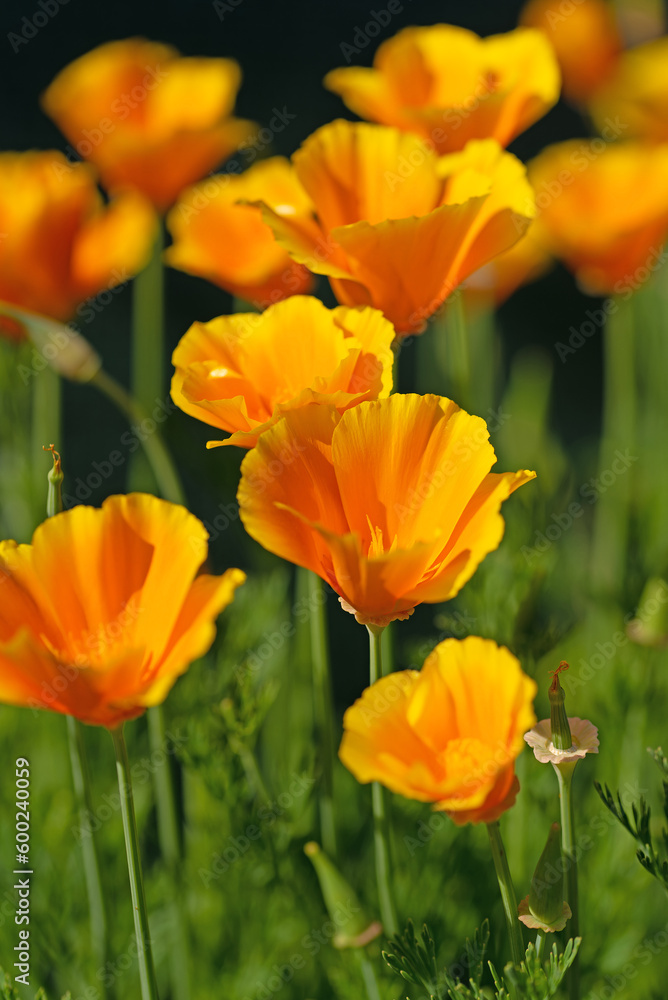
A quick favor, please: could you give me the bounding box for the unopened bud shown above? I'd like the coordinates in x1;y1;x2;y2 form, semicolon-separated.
304;841;382;947
518;822;571;932
626;578;668;648
549;662;572;751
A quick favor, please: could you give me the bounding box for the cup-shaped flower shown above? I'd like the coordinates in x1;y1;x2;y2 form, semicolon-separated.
524;718;599;765
0;151;156;325
171;296;395;449
590;36;668;143
0;494;245;728
462;229;553;308
165;157;313;306
520;0;622;103
340;636;537;824
41;38;256;212
259;121;536;334
237;394;535;625
528;139;668;294
324;25;560;154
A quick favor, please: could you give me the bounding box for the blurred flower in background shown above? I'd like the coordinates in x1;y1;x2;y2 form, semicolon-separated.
165;157;313;306
0;150;155;329
171;295;395;448
41;38;257;212
520;0;622;103
590;35;668;142
527;139;668;294
324;25;560;154
340;636;537;825
0;493;245;727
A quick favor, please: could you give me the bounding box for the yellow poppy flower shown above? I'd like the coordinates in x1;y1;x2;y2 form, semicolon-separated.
165;157;313;306
528;139;668;293
340;636;537;825
238;394;535;626
520;0;622;103
41;38;256;211
0;150;155;324
171;295;395;449
324;25;560;154
590;35;668;142
259;121;535;334
0;494;245;728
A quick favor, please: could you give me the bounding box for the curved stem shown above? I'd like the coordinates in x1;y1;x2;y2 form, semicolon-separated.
487;821;524;967
555;764;579;1000
111;725;160;1000
67;717;108;986
130;225;165;493
309;572;338;860
367;626;399;937
90;367;185;505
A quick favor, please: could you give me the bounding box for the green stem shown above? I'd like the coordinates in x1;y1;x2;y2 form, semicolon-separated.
555;764;579;1000
309;572;338;860
90;368;185;505
31;366;61;520
67;717;108;984
590;297;635;597
535;931;545;962
444;291;470;407
354;948;383;1000
147;707;191;1000
367;626;399;937
486;821;524;967
130;225;165;493
111;725;160;1000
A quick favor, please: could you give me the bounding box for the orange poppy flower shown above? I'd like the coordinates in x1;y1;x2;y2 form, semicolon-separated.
165;157;313;306
339;636;537;825
590;35;668;142
0;150;156;327
259;121;536;334
462;229;553;307
0;493;245;728
324;25;560;154
528;139;668;293
171;295;395;449
41;38;256;212
520;0;622;103
238;394;535;626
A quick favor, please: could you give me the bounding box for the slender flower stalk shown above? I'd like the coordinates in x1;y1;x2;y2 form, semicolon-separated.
367;625;399;937
90;367;185;506
309;571;338;860
556;762;579;1000
487;821;524;967
130;224;165;493
590;296;635;597
32;370;61;518
44;447;109;982
67;716;109;981
111;725;160;1000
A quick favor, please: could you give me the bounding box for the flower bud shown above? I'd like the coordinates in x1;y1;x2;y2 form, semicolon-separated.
304;841;381;948
626;577;668;648
549;662;572;751
518;822;571;932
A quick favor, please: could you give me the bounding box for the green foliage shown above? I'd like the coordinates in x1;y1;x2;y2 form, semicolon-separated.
383;920;579;1000
595;747;668;896
0;969;70;1000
